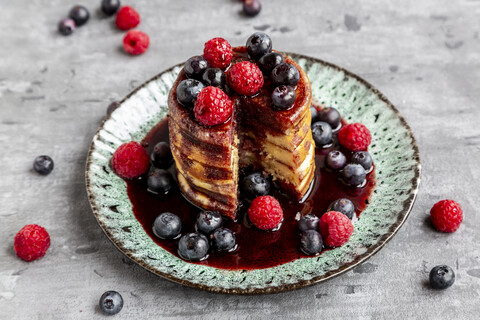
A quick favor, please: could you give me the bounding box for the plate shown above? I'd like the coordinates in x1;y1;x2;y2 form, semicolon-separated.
85;53;421;294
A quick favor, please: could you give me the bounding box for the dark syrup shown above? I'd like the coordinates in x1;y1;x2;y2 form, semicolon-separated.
126;114;376;270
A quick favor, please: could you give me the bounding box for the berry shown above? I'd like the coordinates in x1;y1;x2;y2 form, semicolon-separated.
123;30;149;55
151;142;173;169
194;86;233;126
342;163;366;187
328;198;355;220
272;85;296;110
115;6;140;30
203;38;233;69
184;56;209;80
325;150;347;171
298;214;320;233
319;211;354;247
243;0;262;17
111;141;150;179
106;101;120;115
178;233;209;261
212;228;236;252
153;212;182;239
99;291;123;315
58;18;76;36
69;5;89;27
246;32;272;60
196;211;223;235
317;107;341;130
101;0;121;16
242;172;271;199
310;105;319;124
33;155;54;175
14;224;50;262
227;61;264;96
202;68;226;90
429;265;455;290
258;52;285;75
176;79;205;108
247;195;283;230
271;63;300;86
430;200;463;233
300;230;323;255
351;151;373;172
338;123;372;151
311;121;333;147
147;168;174;195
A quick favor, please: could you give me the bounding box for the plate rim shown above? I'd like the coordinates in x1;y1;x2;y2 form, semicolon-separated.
85;52;421;295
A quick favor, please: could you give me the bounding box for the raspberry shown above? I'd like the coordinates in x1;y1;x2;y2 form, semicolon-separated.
203;38;233;69
194;86;233;126
115;6;140;31
14;224;50;262
227;61;264;96
430;199;463;233
338;123;372;151
111;141;150;179
123;30;150;55
318;211;354;247
247;195;284;230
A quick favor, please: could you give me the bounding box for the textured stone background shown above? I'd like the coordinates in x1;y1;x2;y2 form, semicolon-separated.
1;0;479;319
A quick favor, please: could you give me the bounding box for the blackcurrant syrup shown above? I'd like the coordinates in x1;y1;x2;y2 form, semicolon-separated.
126;116;375;270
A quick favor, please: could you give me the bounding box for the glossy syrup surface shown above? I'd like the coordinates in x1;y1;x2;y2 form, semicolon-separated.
126;115;376;270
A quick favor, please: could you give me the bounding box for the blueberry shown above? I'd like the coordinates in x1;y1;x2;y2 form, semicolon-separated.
325;150;347;171
271;85;296;110
58;18;76;36
351;151;373;172
153;212;182;239
311;121;333;147
151;142;173;169
147;169;174;195
69;5;90;27
242;172;271;199
342;164;366;187
300;230;323;255
176;79;205;107
310;105;319;124
196;211;223;234
328;198;355;219
178;233;209;261
202;68;226;90
317;107;341;130
429;265;455;289
106;101;120;115
271;63;300;86
243;0;262;17
101;0;120;16
99;291;123;315
33;155;54;175
246;32;272;60
298;214;320;233
212;228;236;252
258;52;285;74
184;56;209;80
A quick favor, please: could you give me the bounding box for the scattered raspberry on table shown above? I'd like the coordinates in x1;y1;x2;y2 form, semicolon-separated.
115;6;140;30
14;224;51;262
123;30;150;55
430;199;463;233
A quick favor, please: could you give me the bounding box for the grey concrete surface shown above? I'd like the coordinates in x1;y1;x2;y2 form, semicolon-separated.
1;0;479;319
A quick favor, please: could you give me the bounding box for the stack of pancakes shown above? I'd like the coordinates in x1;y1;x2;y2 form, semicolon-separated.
168;47;314;220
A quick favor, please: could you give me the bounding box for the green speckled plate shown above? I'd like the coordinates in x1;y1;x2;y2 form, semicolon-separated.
86;54;421;294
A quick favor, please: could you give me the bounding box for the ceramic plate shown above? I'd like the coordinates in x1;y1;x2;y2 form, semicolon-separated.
86;53;421;294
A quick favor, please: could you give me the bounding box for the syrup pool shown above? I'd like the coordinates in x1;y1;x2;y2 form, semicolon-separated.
126;116;375;270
